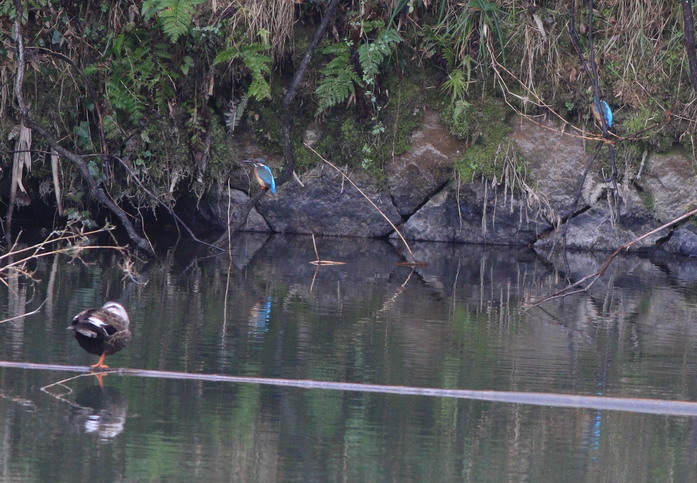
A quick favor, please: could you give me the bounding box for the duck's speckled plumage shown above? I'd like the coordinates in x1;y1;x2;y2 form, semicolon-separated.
69;301;131;368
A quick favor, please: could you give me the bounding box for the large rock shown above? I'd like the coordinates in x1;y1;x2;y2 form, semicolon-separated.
395;180;551;245
385;110;464;216
637;149;697;222
535;180;666;251
659;225;697;257
535;203;664;251
511;116;590;216
258;166;402;237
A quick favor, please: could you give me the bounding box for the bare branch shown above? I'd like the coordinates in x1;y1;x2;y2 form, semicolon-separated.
528;207;697;307
279;0;341;186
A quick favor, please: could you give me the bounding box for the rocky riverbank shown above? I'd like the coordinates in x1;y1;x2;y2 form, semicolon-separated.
186;111;697;257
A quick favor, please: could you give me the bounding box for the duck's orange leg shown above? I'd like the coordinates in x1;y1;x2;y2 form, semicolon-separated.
90;353;109;369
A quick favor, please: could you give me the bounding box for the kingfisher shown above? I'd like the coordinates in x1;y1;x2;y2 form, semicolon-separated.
592;100;613;128
244;158;276;194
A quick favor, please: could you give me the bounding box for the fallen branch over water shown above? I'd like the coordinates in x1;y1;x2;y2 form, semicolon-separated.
3;360;697;417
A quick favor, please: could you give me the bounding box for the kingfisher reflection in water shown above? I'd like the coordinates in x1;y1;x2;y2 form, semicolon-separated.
249;296;272;335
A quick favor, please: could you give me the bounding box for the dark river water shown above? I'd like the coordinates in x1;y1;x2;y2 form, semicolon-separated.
2;233;697;481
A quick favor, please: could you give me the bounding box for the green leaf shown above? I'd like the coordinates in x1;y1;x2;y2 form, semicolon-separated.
181;56;193;75
213;47;240;65
113;33;125;56
157;0;205;43
357;28;401;85
239;44;272;101
73;121;95;151
143;0;205;43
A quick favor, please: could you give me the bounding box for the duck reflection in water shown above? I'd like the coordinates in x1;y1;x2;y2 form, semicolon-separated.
70;385;128;442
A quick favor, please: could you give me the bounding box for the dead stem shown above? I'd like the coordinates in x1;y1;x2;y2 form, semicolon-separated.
0;224;127;287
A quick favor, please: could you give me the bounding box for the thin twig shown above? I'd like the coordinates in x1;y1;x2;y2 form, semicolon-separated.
309;233;345;266
0;299;45;324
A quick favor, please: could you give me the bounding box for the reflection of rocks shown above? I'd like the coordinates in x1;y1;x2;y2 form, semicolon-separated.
252;235;402;306
70;385;128;442
230;232;272;270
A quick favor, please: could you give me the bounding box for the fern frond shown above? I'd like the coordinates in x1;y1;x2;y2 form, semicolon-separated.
147;0;205;43
358;28;402;85
315;41;361;115
213;47;239;65
240;44;272;101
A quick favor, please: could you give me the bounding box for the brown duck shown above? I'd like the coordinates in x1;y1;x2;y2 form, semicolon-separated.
69;301;131;369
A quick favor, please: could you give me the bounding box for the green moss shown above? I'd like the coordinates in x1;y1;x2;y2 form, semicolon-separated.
208;121;236;173
444;96;513;180
623;107;658;134
640;190;655;213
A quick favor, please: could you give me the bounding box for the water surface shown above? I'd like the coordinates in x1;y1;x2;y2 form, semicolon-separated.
2;234;697;481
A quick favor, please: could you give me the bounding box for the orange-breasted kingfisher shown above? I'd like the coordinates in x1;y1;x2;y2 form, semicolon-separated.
592;100;613;128
244;158;276;194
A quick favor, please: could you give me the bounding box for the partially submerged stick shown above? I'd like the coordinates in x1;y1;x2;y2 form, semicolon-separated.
309;234;345;266
2;360;696;417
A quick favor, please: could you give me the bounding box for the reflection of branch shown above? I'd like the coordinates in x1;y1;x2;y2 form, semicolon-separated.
40;373;96;408
529;207;697;307
377;268;414;316
5;360;697;416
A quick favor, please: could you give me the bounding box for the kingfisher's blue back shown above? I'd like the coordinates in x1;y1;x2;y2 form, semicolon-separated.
255;163;276;194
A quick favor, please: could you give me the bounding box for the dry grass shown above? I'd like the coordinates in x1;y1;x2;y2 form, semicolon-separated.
227;0;296;61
